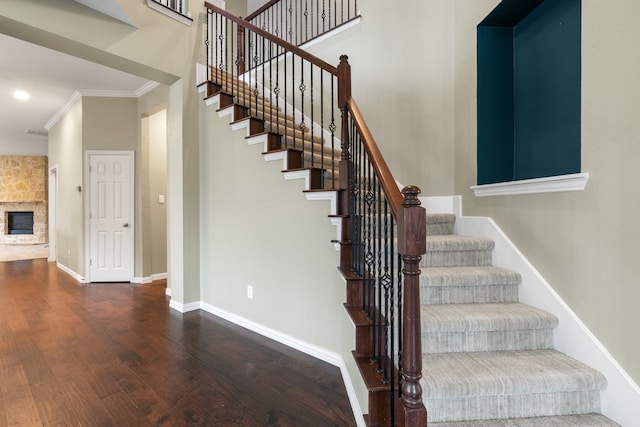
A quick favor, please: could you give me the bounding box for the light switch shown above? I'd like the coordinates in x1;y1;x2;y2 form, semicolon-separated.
158;194;165;204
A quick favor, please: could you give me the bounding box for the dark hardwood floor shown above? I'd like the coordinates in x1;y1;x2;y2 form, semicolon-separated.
0;258;357;426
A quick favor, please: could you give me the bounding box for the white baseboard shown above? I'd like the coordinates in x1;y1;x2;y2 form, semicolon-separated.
168;299;200;313
132;272;168;284
419;195;462;216
418;195;640;424
199;302;365;426
165;299;364;425
56;262;87;283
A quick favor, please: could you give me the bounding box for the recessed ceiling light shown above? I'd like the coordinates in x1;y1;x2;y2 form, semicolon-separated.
13;90;30;101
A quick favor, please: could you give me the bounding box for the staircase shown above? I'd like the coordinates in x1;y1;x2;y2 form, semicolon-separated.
201;68;341;191
422;214;619;426
201;4;622;425
200;68;620;425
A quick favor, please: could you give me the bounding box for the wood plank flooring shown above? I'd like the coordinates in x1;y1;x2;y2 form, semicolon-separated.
0;259;357;426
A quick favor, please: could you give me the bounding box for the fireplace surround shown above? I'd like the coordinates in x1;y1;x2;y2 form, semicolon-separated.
0;156;48;244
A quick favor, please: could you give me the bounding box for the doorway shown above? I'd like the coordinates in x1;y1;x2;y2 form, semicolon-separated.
86;151;135;282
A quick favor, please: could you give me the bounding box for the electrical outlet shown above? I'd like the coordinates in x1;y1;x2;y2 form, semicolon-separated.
247;285;253;299
67;249;71;258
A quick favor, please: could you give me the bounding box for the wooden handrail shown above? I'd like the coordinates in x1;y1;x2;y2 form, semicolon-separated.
346;97;404;216
205;2;338;75
245;0;279;21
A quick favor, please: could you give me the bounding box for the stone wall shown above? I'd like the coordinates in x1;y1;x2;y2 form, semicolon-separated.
0;156;47;202
0;156;48;244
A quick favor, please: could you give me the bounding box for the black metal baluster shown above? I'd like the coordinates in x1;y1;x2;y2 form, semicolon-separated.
366;160;376;359
274;44;281;136
232;20;237;102
253;31;259;117
268;40;273;132
330;78;336;189
294;0;299;46
242;28;247;115
310;66;315;174
299;58;306;163
396;249;403;399
291;55;296;150
261;35;266;123
322;0;327;33
206;10;211;81
283;38;287;146
319;71;324;187
383;199;393;387
304;0;309;43
385;203;396;425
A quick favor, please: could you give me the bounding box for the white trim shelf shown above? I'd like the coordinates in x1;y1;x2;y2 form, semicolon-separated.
471;173;589;197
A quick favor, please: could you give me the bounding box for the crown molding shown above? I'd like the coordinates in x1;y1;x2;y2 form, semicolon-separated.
45;81;160;130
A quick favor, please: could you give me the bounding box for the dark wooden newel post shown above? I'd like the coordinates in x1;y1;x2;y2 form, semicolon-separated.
398;186;428;426
337;55;352;270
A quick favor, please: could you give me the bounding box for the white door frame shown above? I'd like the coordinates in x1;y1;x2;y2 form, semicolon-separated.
48;164;58;262
84;150;135;283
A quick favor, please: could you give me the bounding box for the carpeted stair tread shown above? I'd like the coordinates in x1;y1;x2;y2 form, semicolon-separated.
427;235;495;251
421;303;557;352
427;213;456;235
422;350;607;399
421;303;558;333
423;235;495;267
421;266;521;287
420;266;521;304
429;413;620;426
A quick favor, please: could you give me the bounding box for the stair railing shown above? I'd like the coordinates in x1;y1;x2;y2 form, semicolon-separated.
149;0;188;16
246;0;360;47
206;2;340;189
204;3;426;425
338;57;427;426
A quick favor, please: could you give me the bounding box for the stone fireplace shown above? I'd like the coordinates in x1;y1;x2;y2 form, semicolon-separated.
0;156;48;245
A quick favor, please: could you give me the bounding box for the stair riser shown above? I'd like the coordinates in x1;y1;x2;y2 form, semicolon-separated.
427;223;455;236
423;250;493;267
426;390;602;422
422;329;555;353
421;285;519;305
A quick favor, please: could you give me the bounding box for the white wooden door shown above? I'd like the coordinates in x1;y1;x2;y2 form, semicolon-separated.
89;152;134;282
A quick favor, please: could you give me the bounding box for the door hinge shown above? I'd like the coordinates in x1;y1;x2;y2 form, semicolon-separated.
90;259;92;266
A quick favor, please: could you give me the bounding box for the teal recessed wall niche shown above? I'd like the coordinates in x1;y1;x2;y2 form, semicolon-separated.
477;0;581;185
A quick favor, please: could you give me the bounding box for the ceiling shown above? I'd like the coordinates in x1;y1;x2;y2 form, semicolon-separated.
0;32;151;151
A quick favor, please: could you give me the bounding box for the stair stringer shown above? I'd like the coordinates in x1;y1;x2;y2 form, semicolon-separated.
198;83;343;247
419;196;640;426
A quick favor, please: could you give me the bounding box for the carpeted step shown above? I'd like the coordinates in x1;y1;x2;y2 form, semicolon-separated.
422;350;608;422
427;213;456;235
421;303;557;353
429;413;620;426
421;266;521;304
423;235;495;267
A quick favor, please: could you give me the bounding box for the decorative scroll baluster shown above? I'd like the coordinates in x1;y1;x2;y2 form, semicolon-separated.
246;0;360;49
299;58;306;152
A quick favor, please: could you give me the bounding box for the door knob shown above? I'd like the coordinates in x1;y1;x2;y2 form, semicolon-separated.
123;223;130;228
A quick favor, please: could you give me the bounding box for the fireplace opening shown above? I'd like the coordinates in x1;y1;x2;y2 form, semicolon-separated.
7;211;34;235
